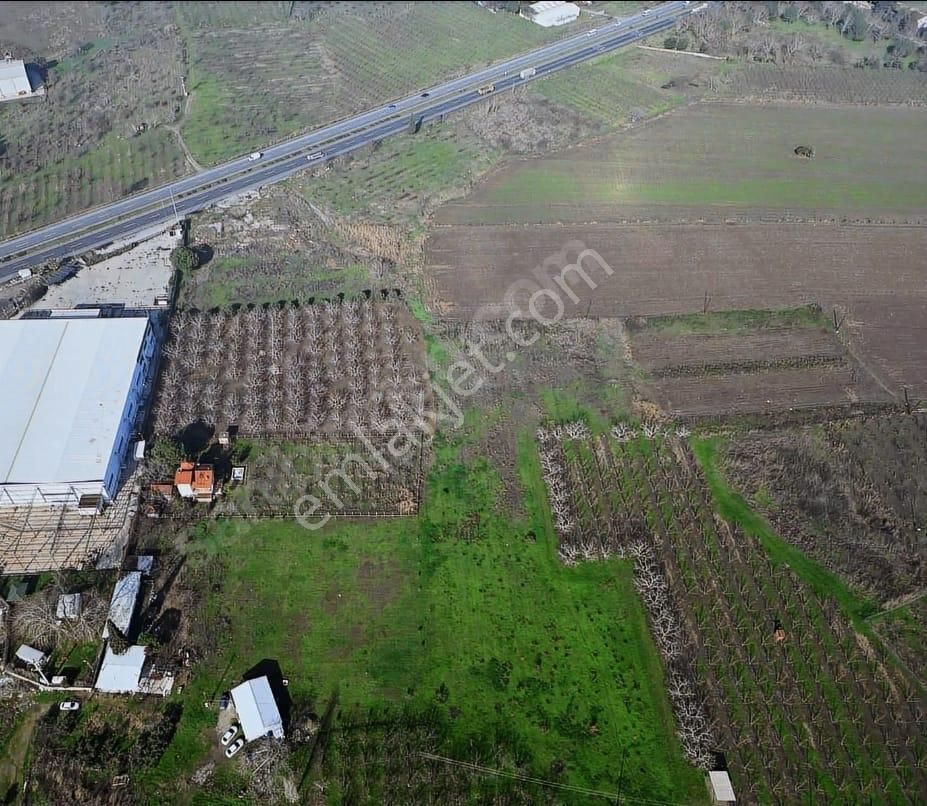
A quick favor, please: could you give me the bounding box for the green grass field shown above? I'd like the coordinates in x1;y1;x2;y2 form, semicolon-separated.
302;126;498;222
531;48;686;129
440;103;927;223
141;428;704;803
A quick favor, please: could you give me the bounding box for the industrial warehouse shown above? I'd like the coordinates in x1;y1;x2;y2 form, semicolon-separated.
0;310;159;572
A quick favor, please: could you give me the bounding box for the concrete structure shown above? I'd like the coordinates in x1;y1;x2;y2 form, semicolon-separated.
0;313;157;508
102;571;142;640
231;676;285;742
0;53;44;102
96;645;147;693
522;1;580;27
56;593;83;621
708;771;736;804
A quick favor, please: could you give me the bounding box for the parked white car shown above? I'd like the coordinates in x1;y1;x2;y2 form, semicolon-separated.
59;701;80;711
225;737;245;758
220;724;239;746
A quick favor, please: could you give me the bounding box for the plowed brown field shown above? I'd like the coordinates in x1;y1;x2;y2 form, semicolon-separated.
426;222;927;397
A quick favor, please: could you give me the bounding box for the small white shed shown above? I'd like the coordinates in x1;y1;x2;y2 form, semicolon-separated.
708;770;736;804
231;676;284;742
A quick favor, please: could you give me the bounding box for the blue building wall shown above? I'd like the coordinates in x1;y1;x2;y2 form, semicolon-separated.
102;320;159;500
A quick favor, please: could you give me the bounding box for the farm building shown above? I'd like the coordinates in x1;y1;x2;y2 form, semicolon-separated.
0;313;158;509
0;53;44;101
521;1;580;27
231;676;285;742
102;571;142;640
174;462;216;502
96;645;147;693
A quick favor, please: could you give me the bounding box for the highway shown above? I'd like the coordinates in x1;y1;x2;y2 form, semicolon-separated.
0;2;699;279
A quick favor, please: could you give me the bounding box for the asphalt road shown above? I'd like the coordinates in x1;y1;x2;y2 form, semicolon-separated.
0;2;699;279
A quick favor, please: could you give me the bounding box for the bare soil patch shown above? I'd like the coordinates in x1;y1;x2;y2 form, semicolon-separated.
426;223;927;397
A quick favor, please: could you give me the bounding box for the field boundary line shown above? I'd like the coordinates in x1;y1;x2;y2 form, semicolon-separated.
636;44;725;60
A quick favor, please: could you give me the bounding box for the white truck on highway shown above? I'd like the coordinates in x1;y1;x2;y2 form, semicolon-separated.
519;67;537;80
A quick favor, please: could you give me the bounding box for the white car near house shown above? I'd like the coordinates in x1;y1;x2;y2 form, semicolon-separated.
59;701;80;711
220;724;239;746
225;737;245;758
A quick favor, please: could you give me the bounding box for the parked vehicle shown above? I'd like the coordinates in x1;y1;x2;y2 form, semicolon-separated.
59;701;80;711
247;152;263;162
225;737;245;757
306;151;325;161
477;83;495;96
519;67;536;80
220;725;239;746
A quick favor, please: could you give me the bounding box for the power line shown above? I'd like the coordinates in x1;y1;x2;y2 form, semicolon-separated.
415;751;691;806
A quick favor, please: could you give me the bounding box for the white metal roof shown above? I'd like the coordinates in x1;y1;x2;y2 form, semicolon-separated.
709;771;736;802
0;59;32;99
231;676;284;741
15;645;46;666
0;317;149;487
525;1;580;26
102;571;142;639
96;645;146;693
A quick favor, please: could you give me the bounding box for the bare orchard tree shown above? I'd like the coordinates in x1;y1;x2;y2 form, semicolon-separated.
629;540;715;768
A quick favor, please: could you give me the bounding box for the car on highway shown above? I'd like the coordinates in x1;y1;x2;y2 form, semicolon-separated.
59;701;80;711
225;737;245;758
420;92;430;98
220;724;240;746
306;151;325;161
586;29;597;36
247;152;263;162
388;103;397;110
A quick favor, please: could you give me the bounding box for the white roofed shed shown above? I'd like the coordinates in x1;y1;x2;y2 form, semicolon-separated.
708;771;736;804
103;571;142;639
231;676;284;742
95;645;147;693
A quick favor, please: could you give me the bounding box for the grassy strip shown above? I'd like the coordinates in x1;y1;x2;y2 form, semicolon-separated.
635;304;830;336
691;437;878;622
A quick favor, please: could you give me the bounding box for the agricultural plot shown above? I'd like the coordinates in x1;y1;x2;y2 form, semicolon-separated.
426;224;927;398
214;437;424;518
152;300;429;438
717;63;927;106
722;415;927;604
0;2;187;237
537;425;927;803
626;310;891;418
434;104;927;225
176;1;576;164
137;435;704;804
